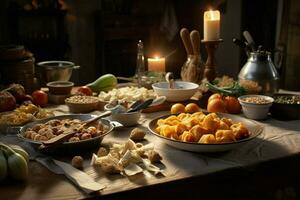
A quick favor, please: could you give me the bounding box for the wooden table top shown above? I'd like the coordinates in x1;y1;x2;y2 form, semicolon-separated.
1;103;300;200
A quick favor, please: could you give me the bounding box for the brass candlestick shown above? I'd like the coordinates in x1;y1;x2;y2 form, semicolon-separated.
201;39;223;82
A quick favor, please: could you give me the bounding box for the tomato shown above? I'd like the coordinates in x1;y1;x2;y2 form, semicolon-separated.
170;103;185;114
77;86;93;96
207;98;227;113
224;96;241;114
185;103;201;113
32;90;48;107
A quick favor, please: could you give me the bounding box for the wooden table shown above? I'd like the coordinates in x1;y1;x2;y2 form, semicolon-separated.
1;107;300;200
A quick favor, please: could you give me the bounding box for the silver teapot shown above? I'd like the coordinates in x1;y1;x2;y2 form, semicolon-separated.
238;51;280;95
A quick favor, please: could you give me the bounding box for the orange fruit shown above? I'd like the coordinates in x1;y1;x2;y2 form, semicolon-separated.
185;103;201;113
170;103;185;114
208;93;223;103
224;96;241;114
207;98;227;113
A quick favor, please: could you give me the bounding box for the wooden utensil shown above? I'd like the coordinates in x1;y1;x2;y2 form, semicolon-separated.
41;110;112;146
180;28;193;55
190;30;201;55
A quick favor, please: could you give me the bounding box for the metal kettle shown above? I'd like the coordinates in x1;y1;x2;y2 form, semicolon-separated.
238;51;280;95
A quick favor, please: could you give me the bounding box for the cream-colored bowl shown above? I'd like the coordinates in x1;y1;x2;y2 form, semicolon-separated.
104;104;141;127
65;95;104;113
238;95;274;120
152;81;199;102
109;111;141;127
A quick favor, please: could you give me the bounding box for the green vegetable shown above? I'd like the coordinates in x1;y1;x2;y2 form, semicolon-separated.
206;82;247;97
0;150;7;181
0;143;28;181
9;145;29;163
86;74;118;93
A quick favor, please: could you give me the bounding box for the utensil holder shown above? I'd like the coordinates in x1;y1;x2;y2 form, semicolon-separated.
180;54;203;83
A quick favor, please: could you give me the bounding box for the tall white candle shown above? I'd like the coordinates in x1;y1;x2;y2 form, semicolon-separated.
148;56;165;72
203;10;220;41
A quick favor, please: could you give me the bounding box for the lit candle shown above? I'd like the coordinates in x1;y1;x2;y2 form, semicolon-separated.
203;10;220;41
147;56;165;72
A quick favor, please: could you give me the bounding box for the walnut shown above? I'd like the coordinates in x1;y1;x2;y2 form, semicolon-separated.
147;150;162;163
129;128;146;142
97;147;108;157
71;156;84;169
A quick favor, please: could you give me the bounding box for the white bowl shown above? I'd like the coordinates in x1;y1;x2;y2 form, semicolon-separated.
109;111;141;127
104;104;141;126
238;95;274;120
148;113;263;152
152;81;199;102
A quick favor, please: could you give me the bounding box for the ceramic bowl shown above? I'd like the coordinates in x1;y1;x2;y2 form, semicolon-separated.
270;93;300;120
152;81;199;102
148;113;262;152
65;95;102;113
104;104;141;126
238;95;274;120
47;81;74;95
109;112;141;127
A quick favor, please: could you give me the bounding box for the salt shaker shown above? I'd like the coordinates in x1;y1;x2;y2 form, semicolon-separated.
135;40;145;87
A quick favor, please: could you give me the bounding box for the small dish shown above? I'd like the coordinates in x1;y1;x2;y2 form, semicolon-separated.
48;93;71;104
65;95;100;113
47;81;74;95
152;81;199;102
238;95;274;120
104;104;141;126
110;111;141;127
270;93;300;120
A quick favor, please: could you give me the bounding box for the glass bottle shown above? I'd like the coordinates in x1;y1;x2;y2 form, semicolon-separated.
135;40;145;87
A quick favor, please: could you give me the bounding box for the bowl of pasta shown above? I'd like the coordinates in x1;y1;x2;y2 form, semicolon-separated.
148;112;263;152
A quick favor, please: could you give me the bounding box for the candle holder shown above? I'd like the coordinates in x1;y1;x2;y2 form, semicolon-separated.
201;39;223;82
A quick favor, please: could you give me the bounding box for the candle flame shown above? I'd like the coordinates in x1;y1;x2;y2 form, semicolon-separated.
205;10;220;21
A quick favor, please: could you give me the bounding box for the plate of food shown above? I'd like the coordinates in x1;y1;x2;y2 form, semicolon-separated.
148;112;263;152
0;103;54;133
17;114;118;153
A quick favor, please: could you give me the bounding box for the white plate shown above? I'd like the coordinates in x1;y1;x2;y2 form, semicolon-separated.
148;113;263;152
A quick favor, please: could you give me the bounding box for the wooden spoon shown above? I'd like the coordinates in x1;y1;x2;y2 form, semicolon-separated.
41;110;112;147
180;28;194;55
190;30;201;55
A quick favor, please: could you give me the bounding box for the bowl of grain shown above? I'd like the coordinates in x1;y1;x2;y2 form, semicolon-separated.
238;95;274;120
65;95;105;113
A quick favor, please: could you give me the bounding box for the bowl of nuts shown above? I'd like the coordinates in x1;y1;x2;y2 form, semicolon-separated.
270;93;300;120
65;95;105;113
238;95;274;120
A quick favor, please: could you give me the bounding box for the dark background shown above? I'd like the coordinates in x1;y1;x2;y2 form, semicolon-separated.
1;0;298;90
